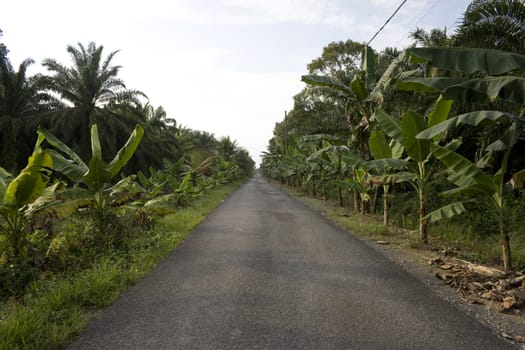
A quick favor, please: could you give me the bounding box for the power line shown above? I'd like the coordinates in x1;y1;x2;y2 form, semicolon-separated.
367;0;408;46
414;0;442;28
395;0;442;47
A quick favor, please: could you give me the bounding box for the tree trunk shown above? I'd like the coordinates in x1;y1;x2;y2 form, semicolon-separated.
338;187;343;207
371;187;378;213
312;181;316;197
419;193;428;244
500;219;512;272
353;191;360;212
383;185;389;226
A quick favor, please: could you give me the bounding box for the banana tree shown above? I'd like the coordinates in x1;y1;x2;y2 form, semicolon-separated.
0;135;83;261
37;124;144;233
214;158;240;184
399;46;525;271
302;47;408;160
335;166;372;214
424;122;521;272
308;143;365;209
367;130;405;226
298;134;337;197
374;95;454;243
398;47;525;106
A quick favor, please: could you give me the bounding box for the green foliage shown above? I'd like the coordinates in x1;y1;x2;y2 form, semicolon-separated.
373;96;455;243
0;39;255;346
369;131;392;159
39;124;144;192
0;180;243;349
0;253;39;300
263;8;525;273
400;47;525;106
455;0;525;54
0;137;67;258
409;47;525;74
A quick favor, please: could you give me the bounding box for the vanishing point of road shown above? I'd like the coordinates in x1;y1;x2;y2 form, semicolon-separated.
69;176;515;349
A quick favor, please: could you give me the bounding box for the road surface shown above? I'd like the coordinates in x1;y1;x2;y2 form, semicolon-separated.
68;176;515;349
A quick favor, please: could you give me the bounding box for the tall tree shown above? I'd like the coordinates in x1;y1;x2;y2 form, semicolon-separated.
40;42;145;162
410;27;451;47
455;0;525;54
217;136;238;162
119;102;180;173
0;33;54;171
0;29;7;68
307;40;364;83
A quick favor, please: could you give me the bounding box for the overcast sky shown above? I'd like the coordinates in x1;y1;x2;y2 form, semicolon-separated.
1;0;472;165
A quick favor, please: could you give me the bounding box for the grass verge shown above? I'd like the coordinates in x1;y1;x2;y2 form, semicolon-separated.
0;180;245;350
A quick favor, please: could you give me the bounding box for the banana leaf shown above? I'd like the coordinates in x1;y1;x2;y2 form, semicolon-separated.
368;49;408;101
46;149;86;183
428;95;453;129
431;144;495;194
400;76;525;105
351;76;367;101
410;47;525;75
373;172;418;186
397;77;465;93
301;75;353;95
374;109;403;144
401;112;430;162
37;126;88;172
108;124;144;177
508;169;525;190
366;158;406;169
424;201;467;223
3;151;52;207
84;157;112;192
90;124;103;160
0;167;12;199
369;130;391;159
446;76;525;104
416;111;507;140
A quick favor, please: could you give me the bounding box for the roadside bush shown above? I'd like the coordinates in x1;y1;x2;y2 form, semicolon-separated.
0;252;40;300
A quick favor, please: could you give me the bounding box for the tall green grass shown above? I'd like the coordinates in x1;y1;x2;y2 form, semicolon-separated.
0;180;245;350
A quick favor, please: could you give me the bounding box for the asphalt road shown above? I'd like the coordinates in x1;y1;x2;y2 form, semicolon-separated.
68;176;516;349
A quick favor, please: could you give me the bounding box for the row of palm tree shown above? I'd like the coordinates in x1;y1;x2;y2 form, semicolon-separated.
0;32;255;277
0;33;255;178
262;0;525;272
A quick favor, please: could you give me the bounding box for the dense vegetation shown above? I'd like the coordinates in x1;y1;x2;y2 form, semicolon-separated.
261;0;525;273
0;29;255;347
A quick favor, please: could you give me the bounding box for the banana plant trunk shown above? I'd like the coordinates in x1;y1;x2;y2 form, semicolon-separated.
383;185;389;226
419;192;428;244
353;191;360;212
500;219;512;272
371;187;378;213
338;187;343;207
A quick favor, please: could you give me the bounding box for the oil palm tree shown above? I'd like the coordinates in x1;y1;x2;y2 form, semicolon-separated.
123;102;180;173
0;54;55;171
217;136;238;161
455;0;525;54
409;27;450;47
40;42;145;163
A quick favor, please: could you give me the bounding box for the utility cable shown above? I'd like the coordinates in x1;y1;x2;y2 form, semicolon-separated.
395;0;442;47
367;0;408;46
